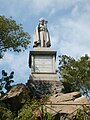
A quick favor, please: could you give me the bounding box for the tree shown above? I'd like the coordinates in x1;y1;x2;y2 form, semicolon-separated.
0;70;14;95
0;15;31;94
58;54;90;98
0;15;30;58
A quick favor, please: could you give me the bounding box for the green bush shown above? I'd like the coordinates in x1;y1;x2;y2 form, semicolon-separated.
0;106;13;120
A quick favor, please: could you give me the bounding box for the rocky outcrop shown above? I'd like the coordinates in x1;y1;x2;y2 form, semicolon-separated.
26;79;63;98
1;84;30;112
45;92;89;120
0;83;89;120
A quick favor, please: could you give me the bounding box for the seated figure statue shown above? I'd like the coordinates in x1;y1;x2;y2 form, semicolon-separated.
33;18;51;47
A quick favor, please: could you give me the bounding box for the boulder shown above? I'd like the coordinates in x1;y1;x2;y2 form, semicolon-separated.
45;92;89;119
1;84;30;112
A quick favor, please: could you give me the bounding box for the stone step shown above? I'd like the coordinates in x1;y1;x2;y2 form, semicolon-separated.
30;73;59;81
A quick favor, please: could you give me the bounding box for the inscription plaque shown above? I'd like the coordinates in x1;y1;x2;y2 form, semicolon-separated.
34;55;53;73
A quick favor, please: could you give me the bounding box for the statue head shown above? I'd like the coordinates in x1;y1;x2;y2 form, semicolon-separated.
39;18;44;25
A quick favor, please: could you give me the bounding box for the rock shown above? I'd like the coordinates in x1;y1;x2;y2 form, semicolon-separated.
48;92;81;103
45;92;89;118
26;79;63;98
1;84;30;112
26;80;52;98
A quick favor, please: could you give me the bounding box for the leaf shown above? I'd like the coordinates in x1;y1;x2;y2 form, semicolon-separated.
2;70;7;76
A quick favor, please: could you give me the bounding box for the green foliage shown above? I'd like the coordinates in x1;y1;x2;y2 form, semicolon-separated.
76;109;85;120
0;105;13;120
17;103;33;120
0;101;13;120
14;99;39;120
0;70;14;95
76;106;90;120
0;15;30;58
61;81;73;93
42;107;54;120
58;54;90;97
14;97;54;120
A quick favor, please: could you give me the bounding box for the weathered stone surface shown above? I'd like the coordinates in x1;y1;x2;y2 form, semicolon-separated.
29;48;57;74
30;73;59;81
1;84;26;99
46;92;89;115
34;55;53;72
48;92;81;103
26;79;63;98
1;84;30;111
33;47;51;51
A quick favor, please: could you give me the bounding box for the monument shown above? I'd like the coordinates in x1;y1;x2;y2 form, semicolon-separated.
28;18;62;95
33;18;51;47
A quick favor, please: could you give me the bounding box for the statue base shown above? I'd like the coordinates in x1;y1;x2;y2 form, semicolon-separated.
30;73;58;81
28;47;62;96
29;47;59;81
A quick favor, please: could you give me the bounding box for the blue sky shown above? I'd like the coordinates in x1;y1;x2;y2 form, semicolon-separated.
0;0;90;84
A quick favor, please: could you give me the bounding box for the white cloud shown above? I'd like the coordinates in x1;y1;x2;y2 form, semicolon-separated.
0;0;87;18
51;18;90;57
49;0;90;58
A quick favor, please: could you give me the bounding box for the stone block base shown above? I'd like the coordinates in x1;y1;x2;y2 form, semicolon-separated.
30;73;59;81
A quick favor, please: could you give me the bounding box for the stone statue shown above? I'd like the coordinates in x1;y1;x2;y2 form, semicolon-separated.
33;18;51;47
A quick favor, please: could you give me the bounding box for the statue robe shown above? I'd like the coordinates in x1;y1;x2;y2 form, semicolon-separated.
33;24;51;47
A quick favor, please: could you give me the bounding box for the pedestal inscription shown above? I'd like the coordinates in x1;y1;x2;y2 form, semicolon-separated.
35;55;53;73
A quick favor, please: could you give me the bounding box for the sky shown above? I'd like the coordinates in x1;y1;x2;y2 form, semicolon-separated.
0;0;90;84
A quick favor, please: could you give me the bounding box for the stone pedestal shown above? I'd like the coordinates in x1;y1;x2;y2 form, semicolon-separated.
29;48;59;81
28;47;63;96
